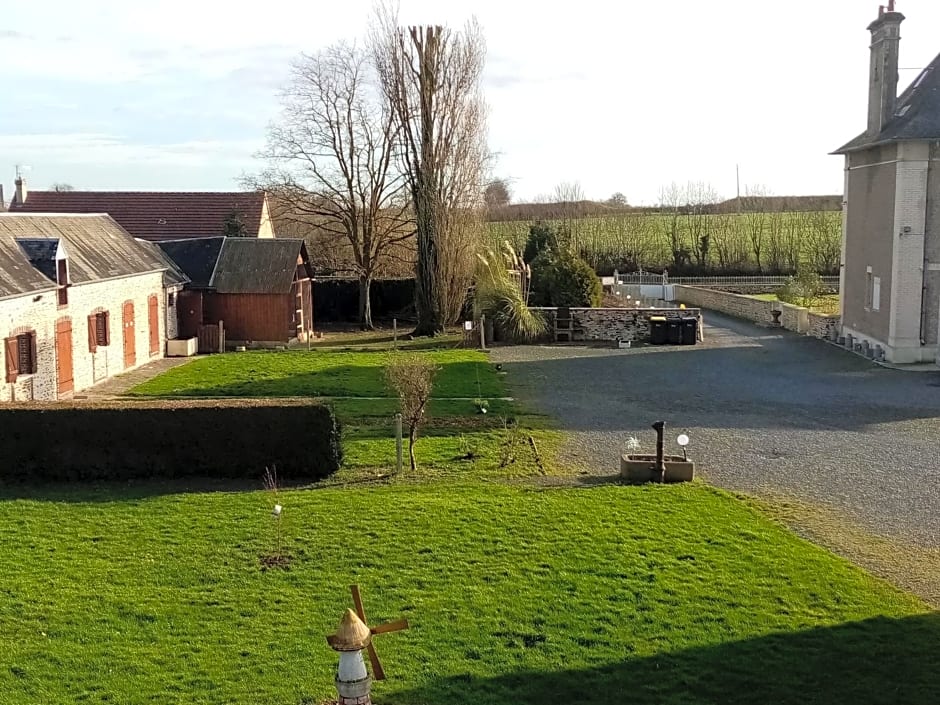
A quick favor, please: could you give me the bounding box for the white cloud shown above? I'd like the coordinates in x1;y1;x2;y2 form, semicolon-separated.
0;133;261;168
1;0;939;200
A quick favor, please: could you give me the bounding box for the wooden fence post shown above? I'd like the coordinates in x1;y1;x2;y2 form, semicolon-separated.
395;413;403;474
218;320;225;353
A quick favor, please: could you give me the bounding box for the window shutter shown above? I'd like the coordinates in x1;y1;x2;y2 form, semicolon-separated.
4;337;17;383
103;312;111;346
29;333;38;374
88;314;98;353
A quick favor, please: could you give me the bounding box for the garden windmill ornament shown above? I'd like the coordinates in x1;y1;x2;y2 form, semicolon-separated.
326;585;409;705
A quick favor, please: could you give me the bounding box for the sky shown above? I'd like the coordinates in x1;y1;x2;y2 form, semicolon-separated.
1;0;939;205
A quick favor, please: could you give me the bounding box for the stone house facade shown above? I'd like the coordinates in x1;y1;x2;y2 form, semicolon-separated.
833;6;940;364
1;214;178;402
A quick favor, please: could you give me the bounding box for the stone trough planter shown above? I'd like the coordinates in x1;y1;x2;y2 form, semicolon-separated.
620;454;695;484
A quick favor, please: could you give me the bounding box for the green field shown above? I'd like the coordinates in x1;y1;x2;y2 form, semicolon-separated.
1;483;934;705
487;211;842;275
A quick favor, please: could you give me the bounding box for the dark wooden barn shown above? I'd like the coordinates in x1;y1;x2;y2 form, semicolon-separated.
157;237;313;346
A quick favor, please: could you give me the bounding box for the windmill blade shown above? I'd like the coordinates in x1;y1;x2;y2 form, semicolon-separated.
366;641;386;681
371;618;409;634
350;584;367;623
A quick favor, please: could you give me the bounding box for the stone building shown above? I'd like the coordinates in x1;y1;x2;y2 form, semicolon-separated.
0;214;181;401
833;6;940;364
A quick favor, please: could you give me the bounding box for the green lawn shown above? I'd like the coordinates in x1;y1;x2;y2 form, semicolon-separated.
129;339;559;482
129;348;503;400
750;293;840;315
0;482;933;705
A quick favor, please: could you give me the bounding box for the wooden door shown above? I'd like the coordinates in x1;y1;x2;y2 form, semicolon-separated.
177;290;202;338
55;319;74;395
122;301;136;369
148;295;160;356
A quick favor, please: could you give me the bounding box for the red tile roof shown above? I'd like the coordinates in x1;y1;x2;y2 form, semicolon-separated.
8;191;267;241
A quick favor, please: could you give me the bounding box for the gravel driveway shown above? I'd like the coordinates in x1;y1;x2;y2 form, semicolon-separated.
492;312;940;548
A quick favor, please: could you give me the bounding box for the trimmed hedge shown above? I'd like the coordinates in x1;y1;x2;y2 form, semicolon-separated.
314;278;416;322
0;399;342;483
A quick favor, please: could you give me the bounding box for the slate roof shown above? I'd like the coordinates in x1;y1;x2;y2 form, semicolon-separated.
0;236;58;299
154;238;225;288
834;52;940;154
156;237;312;294
17;238;59;280
7;190;267;241
0;214;172;299
134;238;191;288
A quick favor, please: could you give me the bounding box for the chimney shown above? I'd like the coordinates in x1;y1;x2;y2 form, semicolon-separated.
14;176;26;205
867;5;905;136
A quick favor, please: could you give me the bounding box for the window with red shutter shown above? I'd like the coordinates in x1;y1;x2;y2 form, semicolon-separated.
88;314;98;353
8;332;37;375
4;337;17;383
95;312;109;347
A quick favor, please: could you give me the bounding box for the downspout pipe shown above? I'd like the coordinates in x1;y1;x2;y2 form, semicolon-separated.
919;141;937;346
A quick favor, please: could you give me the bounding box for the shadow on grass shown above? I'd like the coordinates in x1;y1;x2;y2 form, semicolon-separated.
0;477;280;503
310;338;465;352
130;361;503;400
388;613;940;705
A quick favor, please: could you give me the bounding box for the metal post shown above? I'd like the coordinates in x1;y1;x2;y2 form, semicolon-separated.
393;318;397;348
395;413;403;474
652;420;666;483
480;314;487;351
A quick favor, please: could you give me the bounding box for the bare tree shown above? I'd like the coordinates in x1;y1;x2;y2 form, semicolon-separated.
385;353;438;472
685;181;719;269
765;200;786;274
712;212;750;270
612;209;654;270
782;211;806;273
553;180;585;232
658;182;687;271
553;181;584;203
373;9;488;335
741;184;769;273
252;42;411;329
806;210;841;274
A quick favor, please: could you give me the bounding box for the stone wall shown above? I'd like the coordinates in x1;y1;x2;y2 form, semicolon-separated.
673;286;776;325
1;271;166;402
532;307;701;343
808;311;840;339
673;285;839;339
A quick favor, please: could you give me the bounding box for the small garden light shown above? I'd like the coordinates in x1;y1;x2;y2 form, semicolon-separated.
677;434;690;461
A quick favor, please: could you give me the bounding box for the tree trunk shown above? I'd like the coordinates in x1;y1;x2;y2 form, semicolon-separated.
411;189;444;336
358;274;374;330
408;426;418;472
